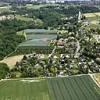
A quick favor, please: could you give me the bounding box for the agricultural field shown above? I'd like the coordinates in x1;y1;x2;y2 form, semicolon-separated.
0;14;34;21
0;5;12;13
0;55;24;69
48;75;100;100
15;15;33;22
17;29;57;35
0;78;50;100
25;4;47;9
19;34;57;47
84;12;100;25
18;29;57;47
0;75;99;100
25;4;59;10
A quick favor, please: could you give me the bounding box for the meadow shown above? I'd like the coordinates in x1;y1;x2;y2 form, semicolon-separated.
25;4;59;10
0;5;11;13
84;12;100;25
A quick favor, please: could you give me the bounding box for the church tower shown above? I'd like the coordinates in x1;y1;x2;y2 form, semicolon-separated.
78;11;82;23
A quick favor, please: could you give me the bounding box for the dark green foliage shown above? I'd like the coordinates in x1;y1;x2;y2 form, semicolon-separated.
0;19;26;60
0;63;9;79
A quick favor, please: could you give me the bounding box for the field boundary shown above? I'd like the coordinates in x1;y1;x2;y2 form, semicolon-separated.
89;74;100;88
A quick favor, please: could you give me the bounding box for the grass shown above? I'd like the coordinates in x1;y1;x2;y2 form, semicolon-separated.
25;4;47;9
84;12;100;25
18;33;57;47
0;78;50;100
0;6;11;13
84;12;100;18
0;14;33;21
15;15;33;21
25;4;59;10
17;29;57;47
17;29;57;35
0;75;99;100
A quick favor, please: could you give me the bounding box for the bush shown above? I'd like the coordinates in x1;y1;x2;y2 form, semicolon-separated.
0;63;9;79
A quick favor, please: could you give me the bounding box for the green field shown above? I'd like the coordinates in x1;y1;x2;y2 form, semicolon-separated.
15;15;33;21
0;75;100;100
0;79;50;100
0;5;11;13
19;34;57;47
17;29;57;35
25;4;59;10
84;12;100;26
18;29;57;47
48;75;100;100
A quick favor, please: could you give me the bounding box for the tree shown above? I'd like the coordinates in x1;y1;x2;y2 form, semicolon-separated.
0;63;9;79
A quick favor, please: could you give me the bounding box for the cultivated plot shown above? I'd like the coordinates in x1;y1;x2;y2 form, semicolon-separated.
0;75;99;100
48;75;100;100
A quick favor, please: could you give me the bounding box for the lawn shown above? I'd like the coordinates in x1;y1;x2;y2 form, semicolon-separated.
0;75;99;100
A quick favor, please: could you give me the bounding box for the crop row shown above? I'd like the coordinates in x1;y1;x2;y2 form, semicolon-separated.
47;75;100;100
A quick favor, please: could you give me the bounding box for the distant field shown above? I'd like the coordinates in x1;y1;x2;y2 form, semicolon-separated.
84;12;100;25
15;15;33;21
19;34;57;47
25;4;59;9
0;6;11;13
25;4;47;9
0;75;99;100
84;13;97;18
0;14;33;21
17;29;57;47
0;2;9;6
84;12;100;18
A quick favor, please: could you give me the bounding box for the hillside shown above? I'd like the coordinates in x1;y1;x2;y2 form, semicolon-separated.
0;75;99;100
